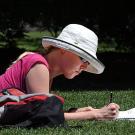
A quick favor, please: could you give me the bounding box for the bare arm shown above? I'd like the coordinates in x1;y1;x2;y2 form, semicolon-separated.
64;111;96;120
25;64;120;121
25;64;50;94
64;103;120;120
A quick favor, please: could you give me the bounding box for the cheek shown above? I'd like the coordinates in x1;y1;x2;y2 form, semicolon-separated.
69;59;82;68
63;63;82;79
65;62;81;71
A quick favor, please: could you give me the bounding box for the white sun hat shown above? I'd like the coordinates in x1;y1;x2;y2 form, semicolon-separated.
42;24;105;74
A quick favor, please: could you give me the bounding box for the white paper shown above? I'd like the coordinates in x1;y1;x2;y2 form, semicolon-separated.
116;108;135;120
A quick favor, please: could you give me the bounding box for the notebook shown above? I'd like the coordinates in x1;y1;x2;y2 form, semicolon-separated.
116;108;135;120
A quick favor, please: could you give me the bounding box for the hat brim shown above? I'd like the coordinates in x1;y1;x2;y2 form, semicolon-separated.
42;37;105;74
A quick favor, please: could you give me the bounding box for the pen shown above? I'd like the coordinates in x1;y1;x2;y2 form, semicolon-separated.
109;92;113;103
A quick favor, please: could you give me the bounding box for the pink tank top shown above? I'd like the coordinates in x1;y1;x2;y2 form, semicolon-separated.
0;53;49;93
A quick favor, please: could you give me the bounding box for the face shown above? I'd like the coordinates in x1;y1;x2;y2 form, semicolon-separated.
60;50;89;79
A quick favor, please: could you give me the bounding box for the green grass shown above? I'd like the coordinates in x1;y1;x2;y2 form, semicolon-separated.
0;30;132;52
0;31;135;134
0;31;52;51
16;31;51;51
0;90;135;135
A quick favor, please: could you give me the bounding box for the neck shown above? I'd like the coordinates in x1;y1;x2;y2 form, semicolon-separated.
45;50;63;79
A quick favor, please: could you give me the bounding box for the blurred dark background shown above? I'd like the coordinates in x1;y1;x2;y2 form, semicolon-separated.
0;0;135;90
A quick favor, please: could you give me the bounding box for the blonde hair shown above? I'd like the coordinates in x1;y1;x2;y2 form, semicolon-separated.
11;45;57;65
37;45;57;55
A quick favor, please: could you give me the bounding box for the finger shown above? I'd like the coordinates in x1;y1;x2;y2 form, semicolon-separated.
108;104;117;111
110;103;120;110
111;110;117;115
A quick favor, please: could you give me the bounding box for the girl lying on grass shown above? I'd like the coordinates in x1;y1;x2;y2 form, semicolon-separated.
0;24;119;121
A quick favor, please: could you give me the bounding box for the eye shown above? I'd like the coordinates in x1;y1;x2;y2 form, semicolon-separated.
79;57;89;65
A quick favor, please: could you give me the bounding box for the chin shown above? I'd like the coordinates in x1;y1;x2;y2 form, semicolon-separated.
64;73;77;79
66;76;75;79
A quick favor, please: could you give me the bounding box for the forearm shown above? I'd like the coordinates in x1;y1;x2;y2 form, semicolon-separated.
64;103;120;121
64;111;96;120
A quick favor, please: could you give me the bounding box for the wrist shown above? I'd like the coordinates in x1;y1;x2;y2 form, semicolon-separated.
92;109;101;120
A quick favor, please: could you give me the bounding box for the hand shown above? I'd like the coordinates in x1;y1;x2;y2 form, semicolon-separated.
94;103;120;120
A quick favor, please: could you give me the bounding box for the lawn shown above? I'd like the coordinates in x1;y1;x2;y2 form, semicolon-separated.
16;31;49;51
0;31;135;134
0;30;119;53
0;90;135;135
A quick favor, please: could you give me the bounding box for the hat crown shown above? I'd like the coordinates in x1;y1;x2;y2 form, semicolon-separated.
57;24;98;57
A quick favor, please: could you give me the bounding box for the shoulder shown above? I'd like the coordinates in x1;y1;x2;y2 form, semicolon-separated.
22;53;49;69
